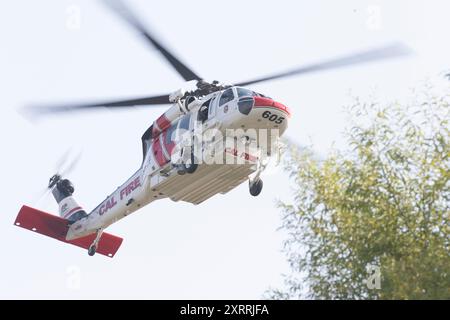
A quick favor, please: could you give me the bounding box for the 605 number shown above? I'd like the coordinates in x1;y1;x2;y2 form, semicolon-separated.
262;111;284;124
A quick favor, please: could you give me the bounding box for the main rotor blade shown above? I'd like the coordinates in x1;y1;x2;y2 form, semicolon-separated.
54;149;72;173
234;43;412;87
103;0;201;81
25;94;171;116
60;150;83;177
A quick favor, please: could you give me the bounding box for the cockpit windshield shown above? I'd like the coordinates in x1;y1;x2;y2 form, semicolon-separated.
237;87;256;98
236;87;268;98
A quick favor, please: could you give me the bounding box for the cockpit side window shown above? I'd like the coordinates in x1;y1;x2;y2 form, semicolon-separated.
219;88;234;106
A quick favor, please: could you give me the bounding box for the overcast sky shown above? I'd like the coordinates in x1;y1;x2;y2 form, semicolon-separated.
0;0;448;299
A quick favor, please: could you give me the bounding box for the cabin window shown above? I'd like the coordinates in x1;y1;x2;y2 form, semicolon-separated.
179;114;191;131
177;114;191;139
165;122;177;145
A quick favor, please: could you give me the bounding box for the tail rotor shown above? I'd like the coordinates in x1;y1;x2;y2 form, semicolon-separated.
32;149;83;207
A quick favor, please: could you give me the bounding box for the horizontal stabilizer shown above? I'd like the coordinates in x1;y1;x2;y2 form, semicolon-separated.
14;205;123;258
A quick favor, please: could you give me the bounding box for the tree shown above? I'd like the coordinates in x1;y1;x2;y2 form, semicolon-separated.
271;82;450;299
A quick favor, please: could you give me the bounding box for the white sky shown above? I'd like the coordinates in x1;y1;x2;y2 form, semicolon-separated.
0;0;448;299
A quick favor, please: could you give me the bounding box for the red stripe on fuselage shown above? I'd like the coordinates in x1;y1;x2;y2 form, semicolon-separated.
152;136;168;167
156;115;171;132
253;96;291;117
63;206;82;219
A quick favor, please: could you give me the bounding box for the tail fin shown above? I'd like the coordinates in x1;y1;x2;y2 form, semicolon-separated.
57;195;86;221
14;205;123;258
49;176;87;222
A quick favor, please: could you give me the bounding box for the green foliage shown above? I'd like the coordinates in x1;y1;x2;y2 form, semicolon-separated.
273;85;450;299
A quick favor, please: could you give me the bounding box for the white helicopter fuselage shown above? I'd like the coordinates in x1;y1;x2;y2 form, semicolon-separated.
14;0;408;257
66;86;290;240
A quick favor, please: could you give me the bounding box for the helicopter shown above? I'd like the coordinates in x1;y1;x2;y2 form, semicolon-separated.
14;0;410;257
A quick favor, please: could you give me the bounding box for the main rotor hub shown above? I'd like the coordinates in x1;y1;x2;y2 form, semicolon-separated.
181;80;230;101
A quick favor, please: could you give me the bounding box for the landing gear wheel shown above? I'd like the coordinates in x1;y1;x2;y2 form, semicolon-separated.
183;148;198;174
176;165;186;175
184;161;198;174
88;245;97;256
249;178;263;197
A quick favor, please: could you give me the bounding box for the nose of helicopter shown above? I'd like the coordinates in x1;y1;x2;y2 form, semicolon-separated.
247;96;291;135
231;95;291;136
